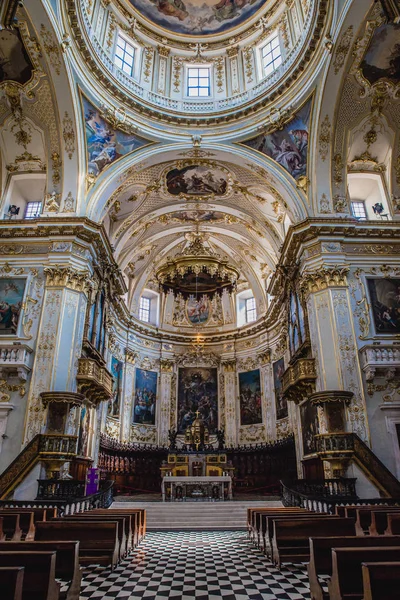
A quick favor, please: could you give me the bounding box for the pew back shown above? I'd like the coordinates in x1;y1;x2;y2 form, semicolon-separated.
0;566;24;600
0;551;60;600
362;561;400;600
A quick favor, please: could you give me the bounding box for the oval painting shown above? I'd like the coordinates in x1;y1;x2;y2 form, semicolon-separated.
186;296;210;325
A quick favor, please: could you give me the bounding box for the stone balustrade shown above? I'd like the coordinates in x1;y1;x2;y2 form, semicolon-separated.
0;343;33;381
359;344;400;383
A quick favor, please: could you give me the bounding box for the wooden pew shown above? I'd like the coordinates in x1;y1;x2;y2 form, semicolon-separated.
0;508;58;523
307;535;400;600
1;513;35;541
385;513;400;535
369;509;400;535
362;561;400;600
251;508;307;546
352;506;400;536
0;541;81;600
247;508;304;541
264;513;331;556
35;521;119;568
89;509;139;549
259;510;316;552
328;547;400;600
59;515;128;558
0;566;24;600
0;517;4;541
271;517;356;568
0;551;60;600
1;515;22;541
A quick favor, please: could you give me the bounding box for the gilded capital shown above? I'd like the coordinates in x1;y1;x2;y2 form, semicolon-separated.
160;359;174;372
44;266;92;295
300;267;349;297
125;349;139;364
222;359;236;372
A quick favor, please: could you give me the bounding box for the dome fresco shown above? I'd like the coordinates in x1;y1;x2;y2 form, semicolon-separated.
126;0;268;35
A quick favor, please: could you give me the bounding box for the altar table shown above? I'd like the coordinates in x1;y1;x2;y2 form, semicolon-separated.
162;475;233;502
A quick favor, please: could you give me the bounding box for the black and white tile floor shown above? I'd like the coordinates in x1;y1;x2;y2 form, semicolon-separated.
80;531;311;600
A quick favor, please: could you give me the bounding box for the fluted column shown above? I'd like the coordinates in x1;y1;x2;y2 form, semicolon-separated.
159;359;174;446
222;360;237;446
120;350;137;443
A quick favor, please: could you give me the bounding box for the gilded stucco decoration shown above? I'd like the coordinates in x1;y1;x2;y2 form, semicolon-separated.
40;24;62;76
333;25;353;75
62;112;75;159
318;115;331;161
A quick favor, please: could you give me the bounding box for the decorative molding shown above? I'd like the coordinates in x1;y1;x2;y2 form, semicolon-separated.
333;25;353;75
318;115;331;161
62;112;75;159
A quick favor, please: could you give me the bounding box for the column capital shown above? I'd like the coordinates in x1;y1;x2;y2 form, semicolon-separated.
221;359;236;372
44;265;92;295
300;266;349;298
160;359;174;372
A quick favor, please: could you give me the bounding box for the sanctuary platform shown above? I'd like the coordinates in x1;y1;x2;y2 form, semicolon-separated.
112;500;283;530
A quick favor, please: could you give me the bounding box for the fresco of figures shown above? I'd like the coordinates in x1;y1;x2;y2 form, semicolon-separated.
177;367;218;433
0;278;26;335
127;0;266;36
238;369;262;426
300;400;319;456
83;97;149;177
273;358;287;420
166;165;229;196
133;368;158;425
244;100;311;181
186;295;210;325
361;23;400;85
109;356;123;418
0;28;33;84
367;278;400;334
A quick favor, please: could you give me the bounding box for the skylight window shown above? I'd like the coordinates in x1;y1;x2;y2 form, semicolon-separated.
187;67;211;97
261;35;282;77
114;36;135;77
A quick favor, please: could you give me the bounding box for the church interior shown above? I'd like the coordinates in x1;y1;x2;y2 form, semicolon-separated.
1;0;400;597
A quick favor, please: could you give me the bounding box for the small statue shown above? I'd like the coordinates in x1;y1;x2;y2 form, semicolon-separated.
168;428;178;450
216;428;225;450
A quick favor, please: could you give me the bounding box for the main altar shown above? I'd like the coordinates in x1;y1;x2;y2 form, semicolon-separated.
160;411;234;501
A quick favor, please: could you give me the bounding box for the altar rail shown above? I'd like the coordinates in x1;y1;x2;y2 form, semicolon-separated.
281;479;400;514
0;479;114;515
99;433;297;493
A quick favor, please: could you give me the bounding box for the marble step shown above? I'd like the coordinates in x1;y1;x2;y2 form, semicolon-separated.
112;499;282;530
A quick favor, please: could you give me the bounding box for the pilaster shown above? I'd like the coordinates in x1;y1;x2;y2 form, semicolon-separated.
222;360;237;446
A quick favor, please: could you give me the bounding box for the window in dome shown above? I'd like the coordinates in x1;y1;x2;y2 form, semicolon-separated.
261;35;282;77
25;201;42;219
114;35;135;77
139;296;151;322
351;201;367;221
187;67;211;97
245;297;257;323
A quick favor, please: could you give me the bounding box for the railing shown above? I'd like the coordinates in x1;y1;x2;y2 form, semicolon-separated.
0;434;78;500
0;480;114;515
0;343;33;380
36;479;86;500
281;479;400;515
315;432;400;498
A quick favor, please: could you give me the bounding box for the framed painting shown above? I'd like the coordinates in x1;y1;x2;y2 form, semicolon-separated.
109;356;123;418
300;401;319;456
133;368;157;425
238;369;262;426
0;28;33;85
186;296;210;325
0;278;26;335
360;23;400;86
273;358;287;420
166;165;228;196
367;277;400;334
177;367;218;434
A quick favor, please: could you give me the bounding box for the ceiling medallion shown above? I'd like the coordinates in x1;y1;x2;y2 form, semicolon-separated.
155;233;239;299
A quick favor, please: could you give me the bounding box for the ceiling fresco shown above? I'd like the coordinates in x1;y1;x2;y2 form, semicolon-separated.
126;0;267;36
360;22;400;85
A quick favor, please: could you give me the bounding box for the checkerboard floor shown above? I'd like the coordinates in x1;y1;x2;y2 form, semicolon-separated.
80;531;311;600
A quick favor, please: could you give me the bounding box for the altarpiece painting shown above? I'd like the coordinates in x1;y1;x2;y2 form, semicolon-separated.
273;358;287;420
109;356;123;417
238;369;262;426
367;277;400;334
177;367;218;434
0;278;26;335
133;368;157;425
